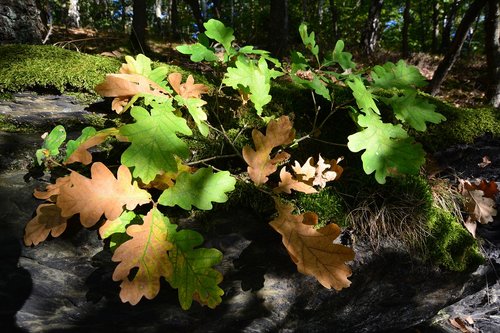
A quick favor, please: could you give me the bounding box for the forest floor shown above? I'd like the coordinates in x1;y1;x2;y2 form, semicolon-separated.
47;26;490;109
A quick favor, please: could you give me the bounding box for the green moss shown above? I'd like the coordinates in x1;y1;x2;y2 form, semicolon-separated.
425;207;483;271
0;45;121;98
294;187;347;227
415;95;500;151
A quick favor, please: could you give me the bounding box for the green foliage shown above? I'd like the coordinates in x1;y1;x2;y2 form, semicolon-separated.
158;168;236;210
119;105;192;183
65;126;97;161
295;187;347;227
325;40;356;71
347;77;380;114
299;23;320;63
371;60;427;90
35;125;66;165
426;208;484;271
203;19;236;54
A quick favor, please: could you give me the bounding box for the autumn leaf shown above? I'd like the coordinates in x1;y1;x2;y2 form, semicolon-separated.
112;207;176;305
475;179;498;199
33;175;71;201
57;163;151;227
289;155;344;189
65;127;120;165
459;179;497;225
478;156;491;168
273;167;317;194
167;229;224;310
168;73;209;99
24;204;68;246
242;115;295;185
269;199;354;290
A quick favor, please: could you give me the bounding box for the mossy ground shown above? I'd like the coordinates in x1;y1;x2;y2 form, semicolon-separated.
1;44;493;272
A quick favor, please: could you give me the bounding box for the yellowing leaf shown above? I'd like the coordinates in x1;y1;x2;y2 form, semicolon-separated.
57;163;152;227
24;204;68;246
112;207;176;305
273;167;317;194
460;179;497;224
242;115;295;185
269;199;354;290
168;73;209;99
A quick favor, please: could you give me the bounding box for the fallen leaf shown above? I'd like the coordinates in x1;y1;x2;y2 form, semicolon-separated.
273;167;317;194
292;157;316;181
269;199;354;290
464;216;477;238
168;73;209;99
459;179;497;224
112;207;175;305
475;179;498;199
57;163;152;227
478;156;491;168
242;116;295;185
24;204;68;246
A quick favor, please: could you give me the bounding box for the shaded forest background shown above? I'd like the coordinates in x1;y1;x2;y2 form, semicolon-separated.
1;0;499;107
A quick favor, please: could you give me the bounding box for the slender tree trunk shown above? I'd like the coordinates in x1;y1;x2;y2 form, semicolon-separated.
171;0;179;39
131;0;148;53
184;0;205;32
441;0;461;53
485;0;500;107
431;1;440;53
402;0;411;58
268;0;289;57
417;0;426;51
361;0;384;57
67;0;80;28
329;0;339;42
428;0;488;95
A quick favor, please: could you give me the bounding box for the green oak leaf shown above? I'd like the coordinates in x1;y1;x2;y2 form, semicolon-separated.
65;126;97;160
299;23;319;61
347;76;380;115
175;95;209;136
371;60;427;90
35;125;66;165
167;228;223;310
292;74;331;101
124;54;152;77
148;66;169;85
176;43;218;62
158;168;236;210
223;57;281;114
347;113;425;184
384;92;446;131
328;40;356;71
119;105;192;183
290;51;309;72
100;211;137;239
204;19;235;53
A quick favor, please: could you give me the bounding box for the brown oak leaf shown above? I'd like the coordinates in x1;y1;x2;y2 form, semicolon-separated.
95;74;171;113
273;167;317;194
242;116;295;185
65;128;120;165
168;73;209;99
291;154;344;188
24;203;68;246
33;175;71;201
57;162;152;227
269;199;354;290
460;179;497;225
112;207;174;305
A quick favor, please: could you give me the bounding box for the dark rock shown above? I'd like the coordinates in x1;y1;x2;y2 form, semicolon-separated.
0;0;45;44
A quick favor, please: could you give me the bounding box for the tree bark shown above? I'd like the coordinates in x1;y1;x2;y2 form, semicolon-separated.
184;0;205;32
268;0;289;57
329;0;339;42
428;0;488;95
130;0;148;53
0;0;46;44
170;0;180;39
485;0;500;107
402;0;411;58
66;0;80;28
431;1;440;53
361;0;384;57
441;0;461;53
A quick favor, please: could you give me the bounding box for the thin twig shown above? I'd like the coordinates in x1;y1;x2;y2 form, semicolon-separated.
187;154;238;166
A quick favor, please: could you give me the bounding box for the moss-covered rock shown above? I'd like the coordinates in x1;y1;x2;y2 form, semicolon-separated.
425;207;484;271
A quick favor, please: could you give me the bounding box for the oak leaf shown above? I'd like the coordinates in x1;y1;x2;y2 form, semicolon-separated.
24;204;68;246
65;128;120;165
273;167;317;194
460;179;497;225
242;116;295;185
112;207;176;305
168;73;209;99
57;163;151;227
33;175;71;201
269;199;354;290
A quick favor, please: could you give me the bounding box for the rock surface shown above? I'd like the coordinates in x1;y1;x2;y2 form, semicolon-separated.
0;0;45;44
0;94;499;333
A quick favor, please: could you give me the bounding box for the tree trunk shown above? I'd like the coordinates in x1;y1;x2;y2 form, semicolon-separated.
329;0;339;42
170;0;179;39
268;0;289;57
66;0;80;28
402;0;411;58
0;0;46;44
485;0;500;107
431;1;440;53
441;0;461;53
428;0;488;95
131;0;148;53
417;0;426;51
184;0;205;32
361;0;384;57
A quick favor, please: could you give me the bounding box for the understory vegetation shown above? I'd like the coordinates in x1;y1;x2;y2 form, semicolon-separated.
0;20;497;310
